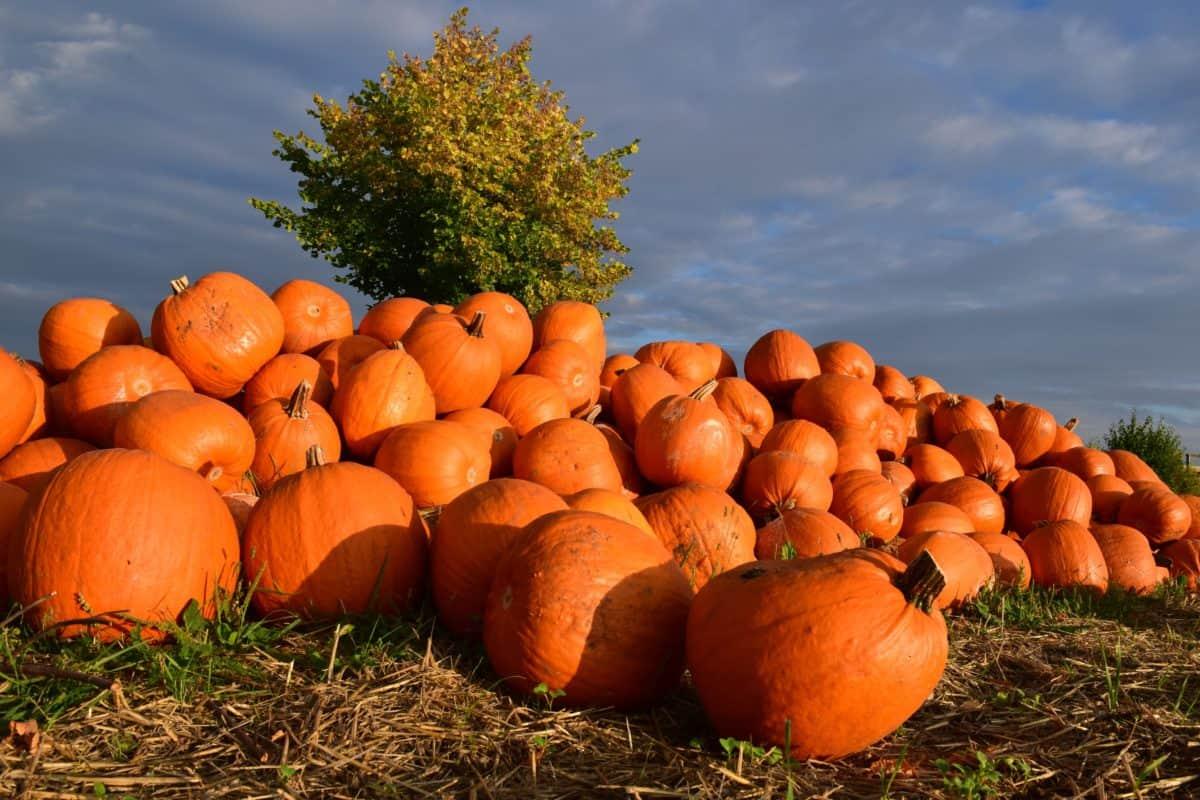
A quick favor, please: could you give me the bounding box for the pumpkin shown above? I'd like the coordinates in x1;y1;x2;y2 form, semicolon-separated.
0;437;96;493
931;394;998;444
358;297;431;344
531;301;606;373
909;375;945;399
222;492;258;536
1090;524;1161;595
64;345;193;445
432;478;567;636
0;349;36;460
635;484;756;589
315;335;386;390
711;378;774;450
899;501;974;539
609;363;682;443
880;460;917;504
893;398;933;449
37;298;143;380
151;273;284;399
875;403;907;460
698;342;738;379
455;291;533;376
112;390;256;493
987;394;1018;425
564;488;656;538
243;447;425;619
1116;485;1191;546
635;381;743;491
1159;539;1200;590
374;420;490;508
247;381;342;492
444;407;518;478
1045;418;1083;456
829;469;903;542
1007;467;1091;535
483;510;692;709
920;391;953;416
430;303;454;314
1107;450;1163;485
945;429;1018;491
486;374;570;437
45;382;70;437
969;532;1032;589
742;329;820;401
873;365;914;402
1021;520;1108;594
1088;475;1134;523
16;360;48;444
513;418;623;496
814;340;875;382
998;402;1057;467
330;344;437;459
1055;447;1116;481
790;374;885;437
686;550;948;760
521;339;600;416
904;443;965;490
741;451;834;520
241;353;333;413
636;340;714;393
759;420;838;477
0;482;29;599
753;507;859;560
600;353;640;389
831;428;883;476
917;476;1005;535
271;279;353;355
10;449;239;641
897;531;994;610
1181;495;1200;540
401;311;502;414
592;415;645;498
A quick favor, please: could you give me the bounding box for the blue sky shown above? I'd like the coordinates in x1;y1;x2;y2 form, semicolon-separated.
2;2;1198;445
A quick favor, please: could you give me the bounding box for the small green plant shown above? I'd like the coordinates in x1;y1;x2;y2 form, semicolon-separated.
778;541;798;560
718;737;783;766
937;751;1031;799
1100;643;1123;712
1102;411;1200;495
531;682;566;710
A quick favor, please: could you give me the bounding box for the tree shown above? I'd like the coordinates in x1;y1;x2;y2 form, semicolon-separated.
1102;411;1200;495
249;8;637;312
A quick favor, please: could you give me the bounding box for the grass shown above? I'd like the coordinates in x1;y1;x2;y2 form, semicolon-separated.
0;581;1197;799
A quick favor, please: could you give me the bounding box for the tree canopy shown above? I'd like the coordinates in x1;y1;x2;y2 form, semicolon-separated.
250;8;637;311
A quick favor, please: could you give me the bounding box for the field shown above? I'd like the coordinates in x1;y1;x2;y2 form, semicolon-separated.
2;585;1197;799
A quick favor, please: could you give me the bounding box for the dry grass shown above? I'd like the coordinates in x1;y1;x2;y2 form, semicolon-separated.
1;585;1198;799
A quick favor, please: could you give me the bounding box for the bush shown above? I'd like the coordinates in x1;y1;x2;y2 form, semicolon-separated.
1102;412;1200;495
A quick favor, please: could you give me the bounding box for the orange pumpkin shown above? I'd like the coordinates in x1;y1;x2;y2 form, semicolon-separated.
455;291;533;376
531;301;606;373
609;363;682;443
1008;467;1093;535
241;353;333;413
1181;495;1200;540
698;342;738;379
564;488;656;537
315;334;386;390
970;532;1032;589
998;403;1057;467
151;273;284;398
0;349;36;460
592;416;645;498
358;297;431;344
271;279;353;354
486;373;570;437
711;378;774;450
37;298;143;380
1087;474;1134;523
1160;539;1200;590
483;510;692;709
10;449;239;640
904;443;965;490
873;365;914;403
753;507;859;560
1044;418;1083;457
1021;520;1108;593
330;344;437;459
791;374;885;437
521;339;600;416
401;311;502;414
1107;450;1163;485
945;429;1018;491
893;398;933;449
759;420;838;476
875;402;908;460
742;329;820;401
829;469;903;542
600;353;640;389
1116;485;1191;546
1090;524;1161;595
431;478;567;636
899;501;974;539
741;451;833;520
513;418;623;496
16;359;48;444
248;381;342;492
897;531;994;610
444;407;518;478
814;340;875;382
64;345;193;445
909;375;945;399
635;381;743;491
374;420;490;508
635;484;756;589
0;437;96;493
917;476;1005;535
635;340;714;393
880;460;917;504
45;382;70;437
931;394;998;444
1054;447;1115;481
831;428;883;476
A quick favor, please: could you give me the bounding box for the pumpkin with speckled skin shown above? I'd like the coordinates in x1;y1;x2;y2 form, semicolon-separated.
635;381;742;491
513;418;623;496
753;507;859;560
374;420;490;509
38;298;143;381
635;484;756;590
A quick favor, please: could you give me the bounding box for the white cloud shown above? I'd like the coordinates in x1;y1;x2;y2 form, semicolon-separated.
925;113;1014;154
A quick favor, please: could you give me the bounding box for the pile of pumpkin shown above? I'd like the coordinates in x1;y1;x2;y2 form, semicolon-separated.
1;271;1199;762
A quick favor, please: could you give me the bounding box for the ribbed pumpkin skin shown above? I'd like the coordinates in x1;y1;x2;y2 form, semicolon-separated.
486;374;570;437
687;552;948;760
1107;450;1163;485
635;484;756;590
0;482;29;600
374;420;490;508
315;335;385;390
897;531;994;610
431;479;567;637
830;469;903;542
832;429;883;477
609;363;682;444
946;430;1018;491
698;342;737;379
635;341;714;394
1117;486;1192;546
358;297;431;344
759;420;838;476
564;489;656;538
1182;495;1200;540
875;403;908;460
455;292;533;376
741;451;833;520
513;418;623;496
918;476;1005;535
242;353;333;413
1160;540;1200;590
248;386;342;492
790;374;885;437
900;501;974;540
601;353;640;389
271;279;353;355
932;395;998;444
0;349;36;459
814;340;875;382
38;298;143;380
444;408;518;478
243;461;424;619
970;532;1032;589
635;389;742;491
64;345;193;445
998;404;1057;467
753;507;859;560
1091;524;1161;595
483;512;692;710
521;339;600;415
905;444;965;490
402;312;503;413
10;449;239;641
151;272;285;398
880;461;917;504
0;437;96;493
1088;475;1134;523
873;365;914;403
1021;520;1108;594
711;378;773;450
17;359;48;444
1008;467;1093;535
531;301;606;373
1056;447;1116;481
742;329;820;401
330;346;437;459
112;390;255;494
909;375;945;399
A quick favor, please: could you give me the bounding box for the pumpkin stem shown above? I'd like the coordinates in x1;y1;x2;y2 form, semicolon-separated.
418;505;443;526
896;550;946;613
1064;417;1079;431
242;470;262;498
583;405;603;425
389;341;406;351
286;381;312;419
690;379;719;402
169;276;190;295
466;311;487;337
305;445;326;469
991;394;1007;410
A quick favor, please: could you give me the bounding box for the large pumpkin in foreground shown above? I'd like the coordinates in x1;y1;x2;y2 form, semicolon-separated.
687;550;948;760
9;449;239;641
483;510;693;709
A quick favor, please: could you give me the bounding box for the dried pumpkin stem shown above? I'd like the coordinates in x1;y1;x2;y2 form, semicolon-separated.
305;445;326;469
286;380;312;419
418;506;443;527
1064;417;1079;431
389;341;406;351
583;405;602;425
896;550;946;613
690;379;719;402
169;276;190;295
466;310;487;337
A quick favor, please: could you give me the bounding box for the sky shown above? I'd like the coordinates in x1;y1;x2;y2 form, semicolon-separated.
2;1;1198;446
